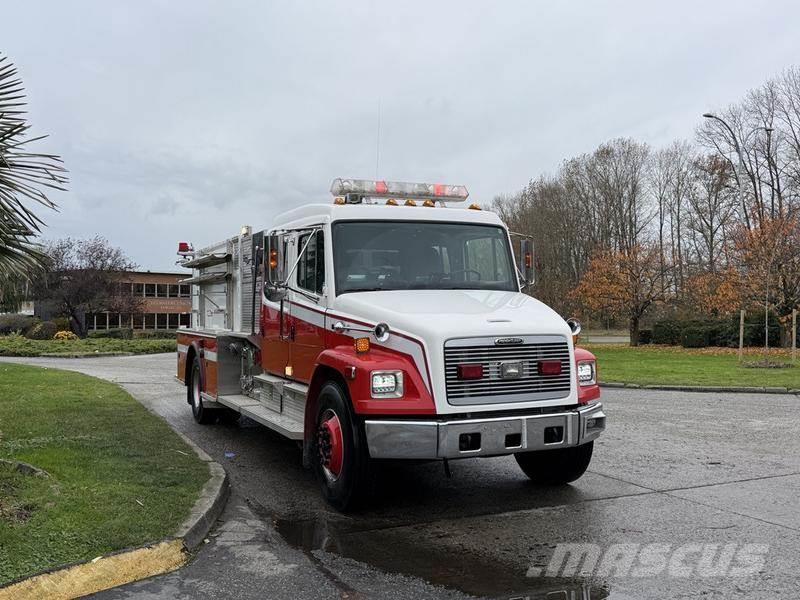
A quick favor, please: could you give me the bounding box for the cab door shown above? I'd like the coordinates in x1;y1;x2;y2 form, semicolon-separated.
286;228;327;383
261;233;291;377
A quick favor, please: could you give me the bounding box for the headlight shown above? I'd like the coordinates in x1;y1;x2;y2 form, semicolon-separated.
577;360;596;386
370;370;404;398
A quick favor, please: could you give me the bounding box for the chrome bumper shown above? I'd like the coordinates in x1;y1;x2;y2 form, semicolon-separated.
365;402;605;460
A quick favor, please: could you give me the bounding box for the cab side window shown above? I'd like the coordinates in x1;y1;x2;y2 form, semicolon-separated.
297;231;325;295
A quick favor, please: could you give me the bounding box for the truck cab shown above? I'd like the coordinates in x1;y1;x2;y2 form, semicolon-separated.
176;179;605;510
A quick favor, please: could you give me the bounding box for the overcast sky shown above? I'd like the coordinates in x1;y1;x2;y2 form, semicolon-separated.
4;1;799;271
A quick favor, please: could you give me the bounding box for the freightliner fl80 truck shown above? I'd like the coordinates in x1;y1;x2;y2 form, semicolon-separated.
176;178;605;510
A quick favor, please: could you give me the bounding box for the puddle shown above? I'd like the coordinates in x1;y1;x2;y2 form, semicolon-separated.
275;516;611;600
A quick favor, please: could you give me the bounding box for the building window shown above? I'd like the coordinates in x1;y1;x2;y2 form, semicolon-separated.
179;313;191;328
168;313;179;329
135;283;145;297
179;284;191;298
145;284;157;298
96;313;108;330
132;314;144;329
156;284;168;297
156;313;167;329
144;313;155;329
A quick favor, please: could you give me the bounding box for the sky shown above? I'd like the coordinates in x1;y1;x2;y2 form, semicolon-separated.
3;1;799;271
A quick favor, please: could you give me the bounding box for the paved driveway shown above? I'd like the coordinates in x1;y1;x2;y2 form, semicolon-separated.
3;354;799;599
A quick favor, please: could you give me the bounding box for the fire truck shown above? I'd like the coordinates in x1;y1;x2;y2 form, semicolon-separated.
176;179;605;510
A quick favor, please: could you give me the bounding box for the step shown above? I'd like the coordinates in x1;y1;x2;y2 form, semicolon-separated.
217;394;304;440
216;394;260;410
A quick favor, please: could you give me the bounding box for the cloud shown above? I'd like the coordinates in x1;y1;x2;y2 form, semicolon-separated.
4;0;800;269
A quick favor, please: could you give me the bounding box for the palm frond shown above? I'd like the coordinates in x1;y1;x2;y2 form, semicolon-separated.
0;53;67;277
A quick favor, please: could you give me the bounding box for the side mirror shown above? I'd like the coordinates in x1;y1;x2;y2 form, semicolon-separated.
520;238;535;287
267;234;285;285
264;282;287;303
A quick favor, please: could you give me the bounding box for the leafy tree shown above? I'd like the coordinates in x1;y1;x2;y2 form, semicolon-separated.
571;244;670;346
32;237;142;336
0;53;67;277
682;268;742;317
733;215;800;346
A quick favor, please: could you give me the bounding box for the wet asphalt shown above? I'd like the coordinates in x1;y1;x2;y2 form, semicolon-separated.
3;354;799;599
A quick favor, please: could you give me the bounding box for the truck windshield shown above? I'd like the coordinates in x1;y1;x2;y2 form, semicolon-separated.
332;221;517;294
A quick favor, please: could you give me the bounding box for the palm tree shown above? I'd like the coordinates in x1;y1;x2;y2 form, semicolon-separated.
0;53;67;278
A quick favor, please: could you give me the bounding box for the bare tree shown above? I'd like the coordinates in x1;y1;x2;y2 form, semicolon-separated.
686;154;737;273
32;237;142;336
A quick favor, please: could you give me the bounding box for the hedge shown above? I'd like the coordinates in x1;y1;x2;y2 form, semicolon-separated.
88;328;134;340
25;321;59;340
652;312;782;348
0;314;38;336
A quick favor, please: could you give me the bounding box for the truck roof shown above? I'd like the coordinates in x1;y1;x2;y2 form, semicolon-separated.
271;202;505;231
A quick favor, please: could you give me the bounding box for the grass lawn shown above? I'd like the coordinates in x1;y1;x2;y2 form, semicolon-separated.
587;344;800;389
0;363;208;585
0;334;175;357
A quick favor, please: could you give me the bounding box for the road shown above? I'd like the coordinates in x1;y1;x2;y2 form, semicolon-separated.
3;354;799;599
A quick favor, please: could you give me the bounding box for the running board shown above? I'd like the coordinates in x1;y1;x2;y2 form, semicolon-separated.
217;394;304;440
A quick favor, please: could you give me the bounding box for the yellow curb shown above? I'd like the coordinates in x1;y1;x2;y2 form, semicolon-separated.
0;539;187;600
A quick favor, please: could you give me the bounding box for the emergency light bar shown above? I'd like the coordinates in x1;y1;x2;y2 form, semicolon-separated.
330;178;469;202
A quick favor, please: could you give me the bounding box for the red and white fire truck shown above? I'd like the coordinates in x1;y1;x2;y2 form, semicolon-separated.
176;179;605;510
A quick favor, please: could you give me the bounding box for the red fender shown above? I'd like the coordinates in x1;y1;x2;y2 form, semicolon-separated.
574;346;600;404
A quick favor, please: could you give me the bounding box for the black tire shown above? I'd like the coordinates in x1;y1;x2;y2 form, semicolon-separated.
188;355;216;425
312;381;372;511
515;441;594;484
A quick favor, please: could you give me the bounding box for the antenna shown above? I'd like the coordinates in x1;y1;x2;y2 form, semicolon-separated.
375;98;381;178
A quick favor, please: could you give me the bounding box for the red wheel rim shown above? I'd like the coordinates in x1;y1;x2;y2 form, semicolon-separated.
318;409;344;482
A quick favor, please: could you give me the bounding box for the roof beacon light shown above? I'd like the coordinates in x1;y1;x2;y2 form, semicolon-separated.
177;242;194;256
330;178;469;202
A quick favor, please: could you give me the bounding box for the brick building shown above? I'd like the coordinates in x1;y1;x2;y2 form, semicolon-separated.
82;271;192;332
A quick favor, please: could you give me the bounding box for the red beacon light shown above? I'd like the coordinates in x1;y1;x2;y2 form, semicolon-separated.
330;178;469;203
177;242;194;256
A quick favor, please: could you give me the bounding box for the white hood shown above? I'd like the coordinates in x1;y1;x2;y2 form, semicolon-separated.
332;289;572;340
331;290;577;414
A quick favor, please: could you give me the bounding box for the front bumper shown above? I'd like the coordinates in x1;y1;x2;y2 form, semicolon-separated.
365;402;605;460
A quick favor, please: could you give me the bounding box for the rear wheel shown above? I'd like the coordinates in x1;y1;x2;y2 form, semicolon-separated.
515;441;593;484
313;381;372;511
188;355;216;424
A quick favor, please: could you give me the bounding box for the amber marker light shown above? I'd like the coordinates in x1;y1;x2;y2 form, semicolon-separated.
354;337;370;353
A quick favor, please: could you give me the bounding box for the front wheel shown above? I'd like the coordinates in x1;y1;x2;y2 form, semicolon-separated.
188;355;216;424
313;382;372;511
515;441;594;484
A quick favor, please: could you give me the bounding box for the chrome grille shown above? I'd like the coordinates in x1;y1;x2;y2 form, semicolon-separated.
444;335;572;405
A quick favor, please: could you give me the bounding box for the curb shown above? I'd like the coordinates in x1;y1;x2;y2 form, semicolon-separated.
0;434;230;600
38;352;135;359
601;382;800;395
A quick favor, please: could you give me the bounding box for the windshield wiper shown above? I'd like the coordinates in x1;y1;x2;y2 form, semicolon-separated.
339;287;386;294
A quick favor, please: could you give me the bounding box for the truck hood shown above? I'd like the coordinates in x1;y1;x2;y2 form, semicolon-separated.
331;289;572;340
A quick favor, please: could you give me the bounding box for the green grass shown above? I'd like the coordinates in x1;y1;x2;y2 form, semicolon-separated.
587;344;800;389
0;364;208;584
0;334;175;357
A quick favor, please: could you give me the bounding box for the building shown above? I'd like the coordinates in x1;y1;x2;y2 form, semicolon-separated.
83;271;192;332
